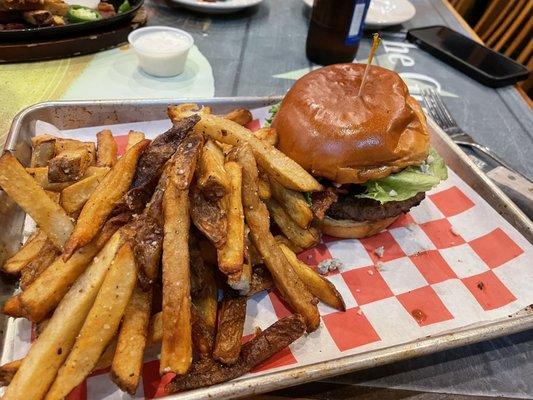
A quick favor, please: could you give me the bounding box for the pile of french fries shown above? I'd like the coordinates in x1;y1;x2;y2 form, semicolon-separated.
0;104;345;399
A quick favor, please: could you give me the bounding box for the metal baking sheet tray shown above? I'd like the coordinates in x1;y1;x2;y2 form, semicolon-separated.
1;97;532;400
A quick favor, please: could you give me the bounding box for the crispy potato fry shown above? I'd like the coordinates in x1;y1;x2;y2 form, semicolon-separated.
248;265;274;296
269;176;313;229
253;127;278;147
0;359;21;387
148;311;162;345
235;145;319;332
161;178;193;375
19;239;59;289
197;139;230;200
190;254;218;334
30;135;56;167
26;165;106;192
2;230;50;274
45;242;137;400
228;261;251;295
53;139;96;165
217;162;244;277
48;147;92;182
126;130;145;151
93;337;118;372
59;167;109;214
2;296;24;318
224;108;253;126
63;139;149;259
275;234;304;254
197;239;217;267
190;184;227;249
43;0;68;16
111;285;152;395
96;129;118;167
1;232;122;400
19;215;127;322
191;307;215;356
0;336;118;387
0;152;74;250
257;174;271;200
213;291;247;365
279;244;345;311
167;108;322;192
266;198;320;249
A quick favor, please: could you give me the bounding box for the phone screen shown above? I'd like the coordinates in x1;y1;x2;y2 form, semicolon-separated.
409;26;525;79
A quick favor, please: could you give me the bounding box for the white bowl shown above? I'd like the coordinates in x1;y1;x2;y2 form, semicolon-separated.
128;26;194;78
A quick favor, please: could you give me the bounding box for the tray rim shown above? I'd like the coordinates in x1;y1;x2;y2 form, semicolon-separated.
3;97;533;400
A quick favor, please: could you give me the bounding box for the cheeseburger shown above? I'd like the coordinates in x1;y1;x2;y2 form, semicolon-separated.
272;63;447;238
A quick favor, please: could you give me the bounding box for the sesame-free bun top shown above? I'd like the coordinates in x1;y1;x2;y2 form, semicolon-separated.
273;63;429;184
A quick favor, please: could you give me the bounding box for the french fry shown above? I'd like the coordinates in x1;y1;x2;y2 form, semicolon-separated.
190;253;218;334
266;198;320;249
167;107;322;192
19;215;127;322
19;239;59;289
279;244;345;311
45;242;138;400
197;139;230;200
48;147;92;182
253;127;278;146
59;167;109;214
1;232;122;400
257;174;271;200
0;359;22;387
54;138;96;165
111;285;152;395
148;311;162;345
94;337;118;371
228;261;252;295
217;162;244;277
248;265;274;296
126;130;145;150
0;336;118;387
190;184;227;249
269;176;313;229
30;135;56;167
275;235;304;254
161;179;193;375
160;136;201;375
2;230;50;274
27;165;107;192
63;139;149;259
234;144;320;332
224;108;253;126
0;152;74;250
2;296;24;318
96;129;118;167
213;291;247;365
191;307;215;356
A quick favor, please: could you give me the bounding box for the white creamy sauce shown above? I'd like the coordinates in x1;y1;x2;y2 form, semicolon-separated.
134;31;190;53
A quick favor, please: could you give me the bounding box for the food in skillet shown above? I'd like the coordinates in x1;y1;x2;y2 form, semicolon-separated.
0;104;344;398
271;63;448;238
0;0;131;29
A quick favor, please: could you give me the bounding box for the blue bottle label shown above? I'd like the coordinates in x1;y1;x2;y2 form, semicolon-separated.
345;0;371;46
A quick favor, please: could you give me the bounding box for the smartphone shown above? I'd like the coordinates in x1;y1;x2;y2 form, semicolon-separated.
407;26;529;88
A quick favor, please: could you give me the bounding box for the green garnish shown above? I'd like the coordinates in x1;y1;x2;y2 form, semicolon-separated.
66;5;102;23
355;148;448;204
264;102;281;127
118;0;131;14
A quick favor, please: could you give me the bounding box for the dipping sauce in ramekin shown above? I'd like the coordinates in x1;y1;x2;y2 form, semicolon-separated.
128;26;194;77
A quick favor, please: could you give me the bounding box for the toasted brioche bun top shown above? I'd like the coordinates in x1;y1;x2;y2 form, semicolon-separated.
273;64;430;184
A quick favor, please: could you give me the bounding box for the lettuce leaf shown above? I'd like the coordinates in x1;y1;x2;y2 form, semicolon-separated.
355;149;448;204
264;102;281;127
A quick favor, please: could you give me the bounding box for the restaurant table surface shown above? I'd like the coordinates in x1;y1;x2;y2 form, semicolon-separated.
1;0;532;399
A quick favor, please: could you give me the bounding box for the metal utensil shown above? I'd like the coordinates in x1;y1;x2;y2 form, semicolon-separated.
422;88;533;218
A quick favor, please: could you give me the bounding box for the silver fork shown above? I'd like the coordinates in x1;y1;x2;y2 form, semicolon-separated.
421;88;524;177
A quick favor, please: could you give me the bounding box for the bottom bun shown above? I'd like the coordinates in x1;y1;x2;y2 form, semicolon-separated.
320;216;399;239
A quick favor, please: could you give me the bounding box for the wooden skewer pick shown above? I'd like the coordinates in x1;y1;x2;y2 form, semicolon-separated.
357;33;381;97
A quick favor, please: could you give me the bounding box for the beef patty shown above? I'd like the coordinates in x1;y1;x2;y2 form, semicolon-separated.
326;192;425;222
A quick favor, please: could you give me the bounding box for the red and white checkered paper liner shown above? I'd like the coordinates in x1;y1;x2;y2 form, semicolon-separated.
2;106;532;399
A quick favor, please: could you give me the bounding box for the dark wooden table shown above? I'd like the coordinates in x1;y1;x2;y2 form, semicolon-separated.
142;0;533;398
